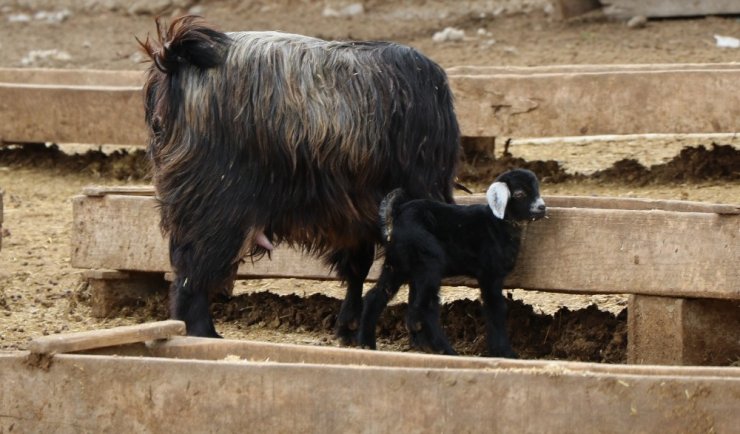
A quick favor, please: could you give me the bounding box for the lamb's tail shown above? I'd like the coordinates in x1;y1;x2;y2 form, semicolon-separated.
379;188;408;243
137;15;229;74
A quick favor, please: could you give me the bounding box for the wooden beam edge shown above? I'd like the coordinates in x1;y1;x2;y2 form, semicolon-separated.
28;320;186;355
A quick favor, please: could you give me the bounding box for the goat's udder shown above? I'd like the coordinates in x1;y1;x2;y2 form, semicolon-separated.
255;231;274;251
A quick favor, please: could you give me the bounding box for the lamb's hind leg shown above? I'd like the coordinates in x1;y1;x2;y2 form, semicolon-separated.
358;263;404;349
406;272;457;355
333;243;375;346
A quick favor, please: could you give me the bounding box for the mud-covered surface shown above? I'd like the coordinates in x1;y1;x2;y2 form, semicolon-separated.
221;292;627;362
459;142;740;186
3;141;739;186
0;143;151;181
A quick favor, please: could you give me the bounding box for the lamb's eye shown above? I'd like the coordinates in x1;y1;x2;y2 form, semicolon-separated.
512;190;526;199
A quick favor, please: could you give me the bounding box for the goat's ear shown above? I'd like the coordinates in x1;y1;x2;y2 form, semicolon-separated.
486;182;510;219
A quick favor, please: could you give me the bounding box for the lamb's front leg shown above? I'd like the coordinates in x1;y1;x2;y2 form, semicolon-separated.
478;275;518;358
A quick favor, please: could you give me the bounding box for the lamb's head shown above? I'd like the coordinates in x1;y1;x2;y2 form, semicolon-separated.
486;168;546;222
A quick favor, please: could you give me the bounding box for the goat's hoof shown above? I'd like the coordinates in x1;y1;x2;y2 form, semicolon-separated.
185;323;223;338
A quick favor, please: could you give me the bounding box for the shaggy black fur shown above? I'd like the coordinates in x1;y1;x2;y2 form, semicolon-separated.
138;16;461;338
358;169;546;357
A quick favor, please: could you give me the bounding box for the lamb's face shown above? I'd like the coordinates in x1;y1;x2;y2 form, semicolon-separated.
487;169;546;222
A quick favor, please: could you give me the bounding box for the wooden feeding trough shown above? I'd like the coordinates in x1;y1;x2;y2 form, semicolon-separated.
1;320;739;433
71;186;740;366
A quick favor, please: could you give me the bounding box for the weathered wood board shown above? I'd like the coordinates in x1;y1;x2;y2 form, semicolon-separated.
0;67;141;86
3;64;740;145
451;66;740;137
552;0;601;19
628;295;740;365
71;192;740;300
0;189;3;251
0;82;146;145
1;347;739;433
82;185;740;214
85;332;740;378
601;0;740;18
554;0;740;19
28;320;185;355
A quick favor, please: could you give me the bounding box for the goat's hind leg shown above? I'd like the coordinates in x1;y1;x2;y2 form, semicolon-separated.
332;243;375;346
169;233;243;338
358;263;404;349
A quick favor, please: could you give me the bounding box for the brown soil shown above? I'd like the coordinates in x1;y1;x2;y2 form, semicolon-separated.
1;0;739;362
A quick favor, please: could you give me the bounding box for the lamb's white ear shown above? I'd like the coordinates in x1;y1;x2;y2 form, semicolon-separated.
486;182;510;219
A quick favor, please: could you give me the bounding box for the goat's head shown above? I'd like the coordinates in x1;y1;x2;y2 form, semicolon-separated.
486;168;546;221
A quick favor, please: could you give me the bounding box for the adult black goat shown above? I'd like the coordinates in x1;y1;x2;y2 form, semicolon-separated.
358;169;546;357
138;16;461;339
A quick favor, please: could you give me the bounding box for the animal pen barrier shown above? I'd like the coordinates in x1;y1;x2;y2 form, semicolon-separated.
1;64;739;432
1;320;739;433
71;186;740;366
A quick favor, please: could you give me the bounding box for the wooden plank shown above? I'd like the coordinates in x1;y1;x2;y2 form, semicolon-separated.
3;65;740;145
452;68;740;137
448;63;740;75
81;186;740;214
628;295;740;365
84;270;169;318
552;0;601;19
0;67;142;86
0;83;146;145
71;194;740;299
87;335;740;378
82;185;156;197
601;0;740;18
83;269;131;280
458;194;740;214
1;352;739;433
28;320;185;354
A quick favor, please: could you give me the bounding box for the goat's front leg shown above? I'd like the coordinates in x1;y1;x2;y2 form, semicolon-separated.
478;275;518;358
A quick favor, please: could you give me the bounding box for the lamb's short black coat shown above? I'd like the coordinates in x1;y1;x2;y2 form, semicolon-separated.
358;168;546;357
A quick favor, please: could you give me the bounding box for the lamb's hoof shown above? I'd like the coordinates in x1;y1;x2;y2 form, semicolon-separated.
186;327;223;339
335;323;359;346
487;348;518;359
357;335;377;350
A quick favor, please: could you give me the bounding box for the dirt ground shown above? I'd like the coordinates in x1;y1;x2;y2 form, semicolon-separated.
1;0;739;362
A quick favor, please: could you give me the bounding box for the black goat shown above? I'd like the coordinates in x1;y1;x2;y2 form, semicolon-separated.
358;169;546;357
138;16;461;338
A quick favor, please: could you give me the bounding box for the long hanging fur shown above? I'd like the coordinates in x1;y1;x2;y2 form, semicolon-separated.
138;15;461;337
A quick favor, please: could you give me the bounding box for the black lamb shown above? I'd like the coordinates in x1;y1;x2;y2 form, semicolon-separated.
357;168;546;357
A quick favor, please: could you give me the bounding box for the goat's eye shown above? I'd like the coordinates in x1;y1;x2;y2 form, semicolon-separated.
512;190;526;199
